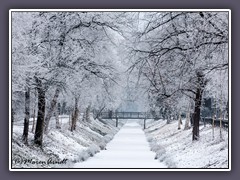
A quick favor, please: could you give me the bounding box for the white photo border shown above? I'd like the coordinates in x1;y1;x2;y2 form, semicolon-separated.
9;9;231;171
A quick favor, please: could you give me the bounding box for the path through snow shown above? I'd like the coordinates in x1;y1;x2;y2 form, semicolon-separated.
74;121;166;168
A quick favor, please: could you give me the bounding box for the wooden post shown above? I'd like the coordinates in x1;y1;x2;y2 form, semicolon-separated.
116;117;118;127
144;119;146;129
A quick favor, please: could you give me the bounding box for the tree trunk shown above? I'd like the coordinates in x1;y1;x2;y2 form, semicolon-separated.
212;114;215;139
55;103;61;129
32;108;36;133
192;71;205;141
31;89;37;133
71;97;79;131
178;113;182;130
94;106;105;120
34;78;46;146
184;112;191;130
69;113;71;126
220;93;223;139
62;102;66;115
11;108;14;137
85;105;91;122
212;97;216;139
192;87;203;141
22;86;30;145
44;87;60;133
166;114;171;124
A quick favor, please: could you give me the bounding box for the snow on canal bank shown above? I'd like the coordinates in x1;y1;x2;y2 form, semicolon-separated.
74;121;167;168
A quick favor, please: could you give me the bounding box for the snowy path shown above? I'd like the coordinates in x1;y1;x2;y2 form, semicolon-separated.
74;121;166;168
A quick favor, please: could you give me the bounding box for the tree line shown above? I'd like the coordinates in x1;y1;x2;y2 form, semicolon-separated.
11;11;229;146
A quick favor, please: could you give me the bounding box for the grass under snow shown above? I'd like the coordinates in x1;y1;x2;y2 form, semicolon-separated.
11;115;123;168
145;119;229;168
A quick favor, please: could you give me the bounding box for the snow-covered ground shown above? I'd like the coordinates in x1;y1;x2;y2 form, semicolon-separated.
74;121;167;168
145;119;229;168
12;115;123;168
11;116;229;169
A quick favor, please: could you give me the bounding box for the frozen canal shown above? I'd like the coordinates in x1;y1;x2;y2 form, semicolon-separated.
74;121;166;168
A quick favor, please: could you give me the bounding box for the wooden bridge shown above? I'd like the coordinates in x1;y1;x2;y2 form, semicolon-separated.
98;111;160;129
97;111;229;129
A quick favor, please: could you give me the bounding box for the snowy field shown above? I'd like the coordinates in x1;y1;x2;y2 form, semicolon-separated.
74;121;167;168
12;115;123;168
145;119;229;168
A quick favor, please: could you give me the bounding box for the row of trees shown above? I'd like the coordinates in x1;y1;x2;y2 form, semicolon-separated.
125;12;229;140
12;11;229;145
12;12;130;146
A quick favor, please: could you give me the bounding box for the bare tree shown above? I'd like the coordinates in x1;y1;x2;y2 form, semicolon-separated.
71;97;79;131
22;80;30;144
34;77;46;146
127;12;228;141
44;87;60;133
55;103;61;129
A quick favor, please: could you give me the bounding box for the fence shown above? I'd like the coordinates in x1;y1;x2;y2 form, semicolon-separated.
201;117;229;128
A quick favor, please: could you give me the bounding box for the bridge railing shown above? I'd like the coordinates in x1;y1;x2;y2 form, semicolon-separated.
97;111;229;129
99;111;160;119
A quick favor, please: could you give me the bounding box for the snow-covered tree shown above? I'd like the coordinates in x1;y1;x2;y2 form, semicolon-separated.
12;11;130;145
127;12;228;140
